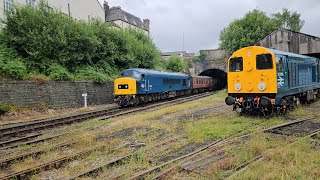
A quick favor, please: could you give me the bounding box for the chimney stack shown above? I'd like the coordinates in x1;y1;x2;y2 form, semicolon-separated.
143;19;150;33
103;1;109;21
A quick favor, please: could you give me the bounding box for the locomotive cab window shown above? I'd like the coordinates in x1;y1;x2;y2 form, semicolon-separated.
256;54;273;70
122;70;141;80
229;57;243;72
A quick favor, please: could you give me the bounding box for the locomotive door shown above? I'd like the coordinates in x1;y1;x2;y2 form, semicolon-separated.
141;74;148;93
147;80;152;91
276;55;288;91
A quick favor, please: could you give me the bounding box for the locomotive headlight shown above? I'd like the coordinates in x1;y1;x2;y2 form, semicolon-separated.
234;83;242;91
258;82;267;91
141;84;145;89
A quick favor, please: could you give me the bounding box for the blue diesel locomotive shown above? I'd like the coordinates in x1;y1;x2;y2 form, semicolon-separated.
114;68;190;106
114;68;215;107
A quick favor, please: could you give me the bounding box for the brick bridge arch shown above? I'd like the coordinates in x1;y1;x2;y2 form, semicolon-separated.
190;58;228;90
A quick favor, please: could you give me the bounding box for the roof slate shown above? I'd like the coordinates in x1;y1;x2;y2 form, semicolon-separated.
106;7;146;30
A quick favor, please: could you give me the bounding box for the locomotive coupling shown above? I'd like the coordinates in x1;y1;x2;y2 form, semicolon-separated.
225;96;235;106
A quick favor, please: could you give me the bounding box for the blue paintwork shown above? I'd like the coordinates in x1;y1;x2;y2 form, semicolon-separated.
269;49;320;104
120;68;191;94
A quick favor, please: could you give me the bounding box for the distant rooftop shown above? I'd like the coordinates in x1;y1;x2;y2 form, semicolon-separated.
106;6;146;30
161;51;195;57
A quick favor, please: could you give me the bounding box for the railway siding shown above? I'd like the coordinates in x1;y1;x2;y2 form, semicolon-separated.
1;91;320;179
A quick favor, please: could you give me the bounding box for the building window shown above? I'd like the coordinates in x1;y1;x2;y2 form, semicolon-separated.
3;0;13;14
26;0;35;6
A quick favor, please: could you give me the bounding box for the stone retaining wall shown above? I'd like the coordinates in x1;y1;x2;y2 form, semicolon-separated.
0;80;114;108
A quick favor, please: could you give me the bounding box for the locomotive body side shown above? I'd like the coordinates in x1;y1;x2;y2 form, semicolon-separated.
138;71;190;95
271;49;320;104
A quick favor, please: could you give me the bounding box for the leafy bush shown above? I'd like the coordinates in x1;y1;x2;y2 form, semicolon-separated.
0;1;162;82
0;103;10;115
46;63;73;81
0;45;27;79
166;55;188;73
75;66;108;84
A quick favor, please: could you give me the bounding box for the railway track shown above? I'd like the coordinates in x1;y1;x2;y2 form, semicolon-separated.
225;129;320;179
0;107;121;140
0;129;159;179
0;92;214;150
69;153;135;179
127;117;320;179
0;141;75;169
0;144;108;180
0;130;155;180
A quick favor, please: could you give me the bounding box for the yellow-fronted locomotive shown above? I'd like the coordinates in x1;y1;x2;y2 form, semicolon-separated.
225;46;320;116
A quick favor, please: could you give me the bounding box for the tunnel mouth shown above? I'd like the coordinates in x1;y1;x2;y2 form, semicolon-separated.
199;69;227;90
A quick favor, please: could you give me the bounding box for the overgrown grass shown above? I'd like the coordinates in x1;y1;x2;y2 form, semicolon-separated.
234;136;320;179
287;107;311;119
185;114;285;143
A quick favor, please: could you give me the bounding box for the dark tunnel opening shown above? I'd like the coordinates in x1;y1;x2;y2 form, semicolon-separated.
199;69;227;90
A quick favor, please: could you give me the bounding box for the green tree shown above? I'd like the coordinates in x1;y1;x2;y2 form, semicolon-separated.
272;8;305;32
193;51;207;62
166;55;188;73
219;10;278;53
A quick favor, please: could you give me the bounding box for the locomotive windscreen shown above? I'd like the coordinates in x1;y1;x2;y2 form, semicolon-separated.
121;70;141;80
229;57;243;72
256;54;273;70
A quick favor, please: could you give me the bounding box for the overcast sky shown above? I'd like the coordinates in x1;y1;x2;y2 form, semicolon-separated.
99;0;320;53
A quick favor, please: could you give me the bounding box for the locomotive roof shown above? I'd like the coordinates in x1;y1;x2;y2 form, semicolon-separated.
268;48;318;60
123;68;189;77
